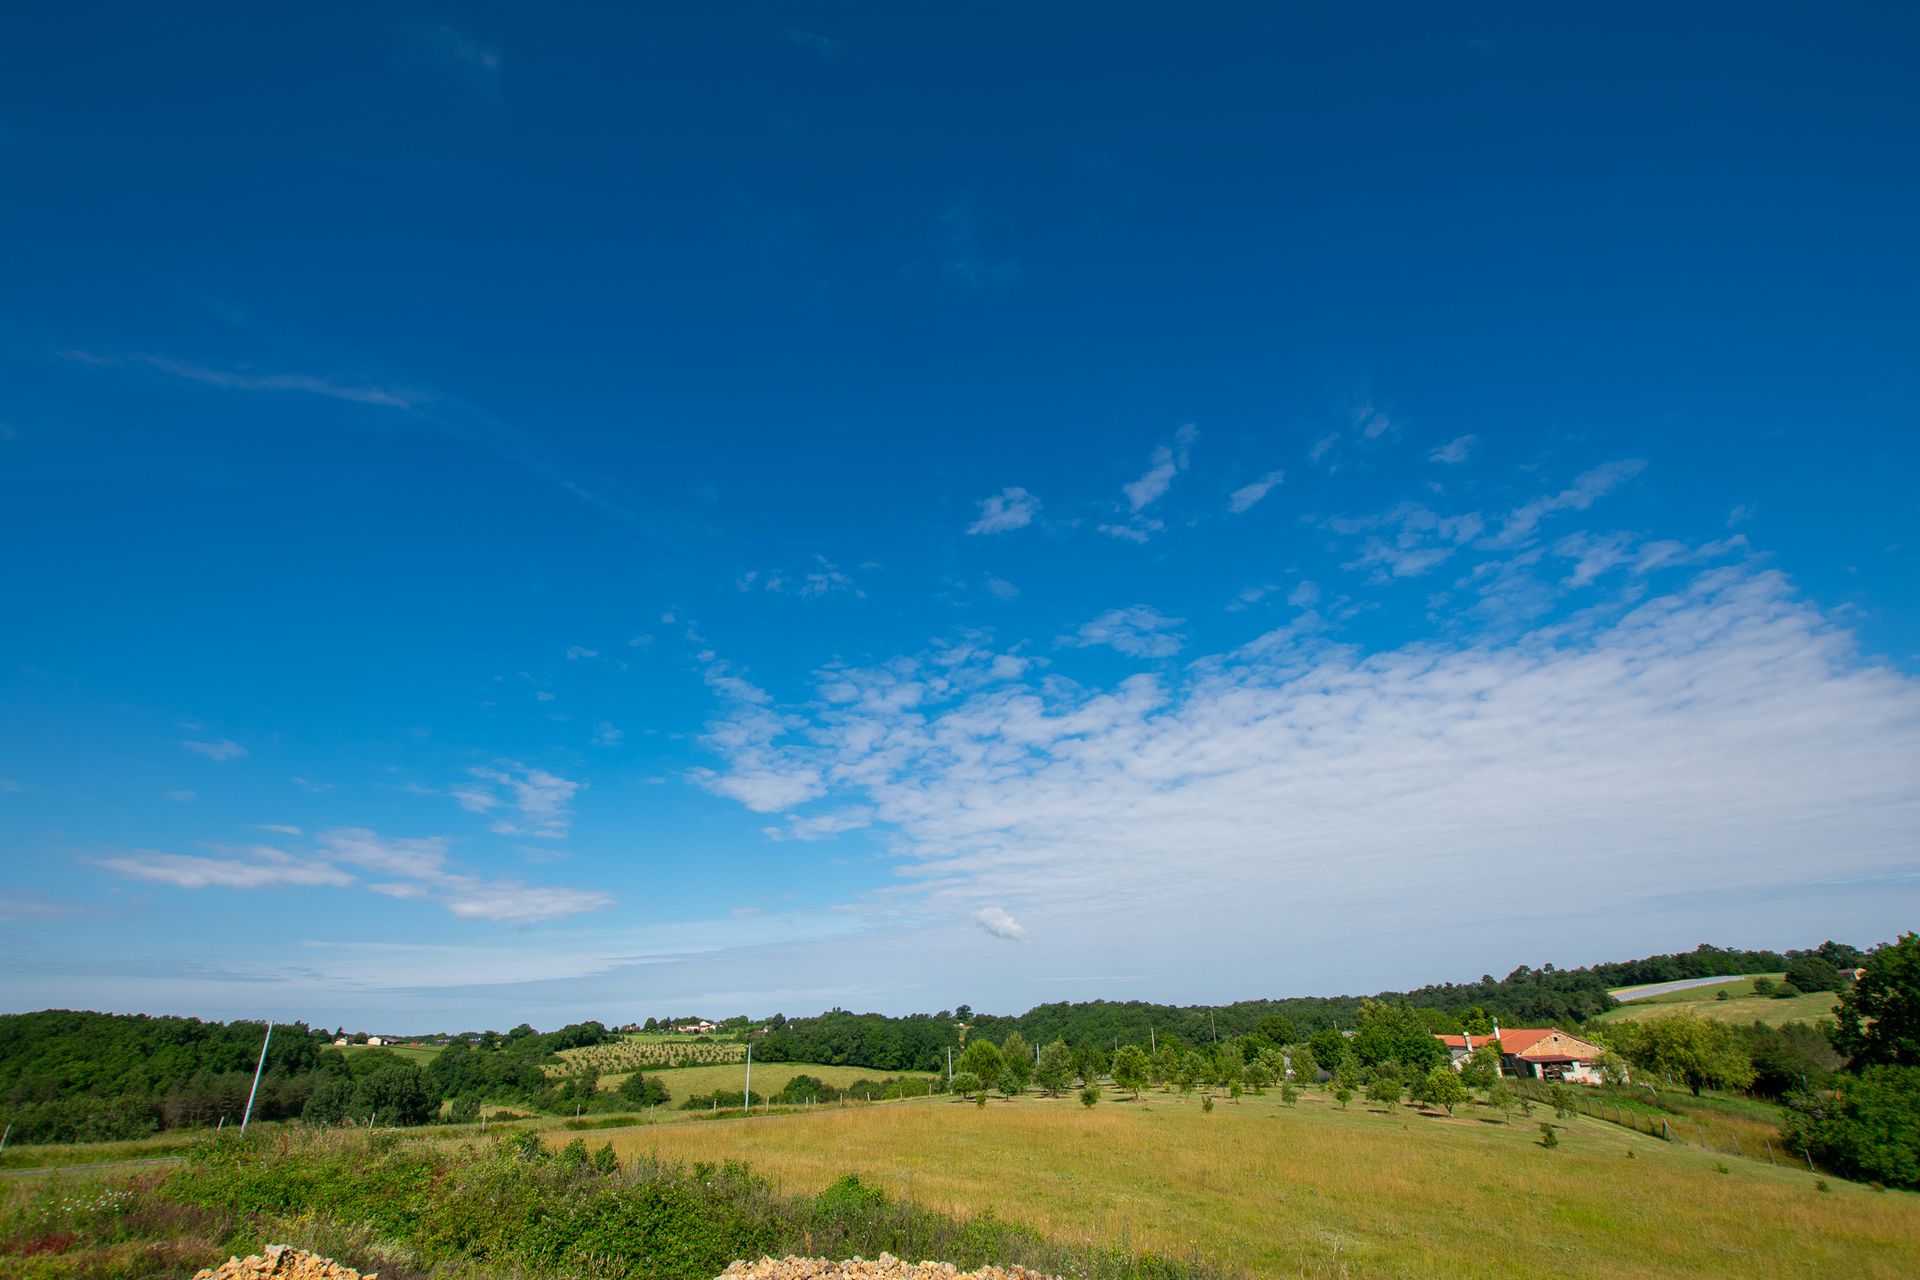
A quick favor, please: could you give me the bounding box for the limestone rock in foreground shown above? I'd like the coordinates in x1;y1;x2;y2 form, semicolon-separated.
193;1242;375;1280
720;1253;1058;1280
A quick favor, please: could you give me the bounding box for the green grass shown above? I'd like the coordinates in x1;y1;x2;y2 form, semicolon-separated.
333;1042;444;1066
0;1129;221;1173
601;1061;935;1101
1597;975;1839;1026
605;1086;1920;1280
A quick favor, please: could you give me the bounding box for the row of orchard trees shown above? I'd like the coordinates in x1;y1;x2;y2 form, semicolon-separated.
941;1017;1492;1118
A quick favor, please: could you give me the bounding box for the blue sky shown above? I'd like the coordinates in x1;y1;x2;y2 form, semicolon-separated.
3;4;1917;1031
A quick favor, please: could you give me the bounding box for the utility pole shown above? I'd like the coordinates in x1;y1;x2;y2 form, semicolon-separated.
744;1040;752;1113
1150;1026;1155;1053
240;1020;273;1135
1210;1009;1217;1042
946;1046;952;1083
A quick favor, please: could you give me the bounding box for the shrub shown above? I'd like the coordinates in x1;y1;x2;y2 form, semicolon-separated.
1785;1065;1920;1188
1539;1123;1559;1149
1080;1083;1100;1108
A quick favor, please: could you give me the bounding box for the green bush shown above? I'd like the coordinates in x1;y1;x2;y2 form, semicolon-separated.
1786;1065;1920;1189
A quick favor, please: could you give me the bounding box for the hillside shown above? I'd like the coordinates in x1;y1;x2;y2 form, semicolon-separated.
606;1088;1920;1280
1594;975;1841;1027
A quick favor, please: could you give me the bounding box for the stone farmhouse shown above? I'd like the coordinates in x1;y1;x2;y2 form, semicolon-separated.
1435;1026;1613;1084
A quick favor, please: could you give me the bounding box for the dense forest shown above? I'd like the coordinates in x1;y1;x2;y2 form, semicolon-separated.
763;942;1862;1069
0;1012;630;1144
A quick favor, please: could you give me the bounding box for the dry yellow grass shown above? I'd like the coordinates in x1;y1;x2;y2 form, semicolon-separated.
599;1090;1920;1279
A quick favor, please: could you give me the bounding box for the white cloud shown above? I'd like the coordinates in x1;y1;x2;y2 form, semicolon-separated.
182;738;247;762
320;828;453;881
764;807;876;842
1353;401;1395;441
592;722;625;748
1728;504;1755;527
1329;503;1486;582
1287;580;1322;609
442;882;613;923
163;790;197;803
739;557;862;598
1226;584;1275;613
966;487;1040;535
984;576;1020;601
1309;433;1340;464
254;824;302;836
452;764;582;839
1489;459;1646;548
566;645;599;660
1061;606;1187;658
1121;424;1197;512
692;566;1920;982
1097;521;1158;544
291;776;332;793
101;847;354;890
973;906;1028;941
1228;470;1284;514
1429;435;1478;464
133;355;424;409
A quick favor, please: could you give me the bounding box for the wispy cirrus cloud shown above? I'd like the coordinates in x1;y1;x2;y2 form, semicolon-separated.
690;565;1920;980
1228;470;1284;514
1488;459;1646;549
1429;434;1478;464
101;846;354;890
966;487;1040;535
1328;503;1486;581
1122;424;1196;512
451;763;582;839
738;556;862;598
73;352;430;408
1102;425;1196;542
1060;605;1186;658
97;827;610;924
182;738;247;762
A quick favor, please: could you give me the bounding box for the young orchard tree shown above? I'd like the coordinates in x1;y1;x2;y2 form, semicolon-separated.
1365;1069;1403;1109
1111;1044;1152;1099
957;1039;1004;1096
1486;1079;1515;1123
1287;1042;1318;1088
1424;1065;1467;1116
999;1032;1033;1091
1035;1039;1075;1096
1079;1082;1100;1108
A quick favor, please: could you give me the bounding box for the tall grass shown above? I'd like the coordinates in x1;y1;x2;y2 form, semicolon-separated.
608;1088;1920;1279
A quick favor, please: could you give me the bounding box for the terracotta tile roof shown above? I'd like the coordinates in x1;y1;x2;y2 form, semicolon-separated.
1495;1028;1556;1054
1434;1028;1561;1054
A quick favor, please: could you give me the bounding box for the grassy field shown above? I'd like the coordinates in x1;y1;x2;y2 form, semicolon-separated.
598;1089;1920;1280
1596;974;1840;1026
333;1041;444;1066
601;1061;936;1100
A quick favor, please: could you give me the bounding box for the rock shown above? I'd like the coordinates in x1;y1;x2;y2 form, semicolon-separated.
191;1244;377;1279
